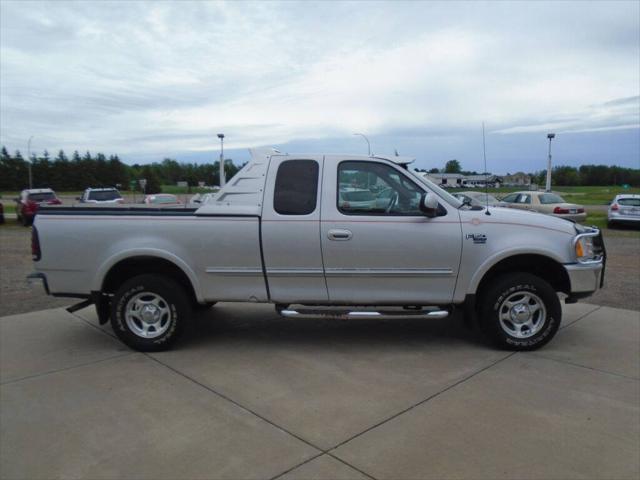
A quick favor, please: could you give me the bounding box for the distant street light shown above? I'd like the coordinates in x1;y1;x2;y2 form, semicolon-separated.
545;133;556;192
217;133;225;187
353;133;371;156
27;136;34;189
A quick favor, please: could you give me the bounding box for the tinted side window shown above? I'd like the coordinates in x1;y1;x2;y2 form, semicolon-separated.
501;193;518;203
338;161;423;216
274;160;319;215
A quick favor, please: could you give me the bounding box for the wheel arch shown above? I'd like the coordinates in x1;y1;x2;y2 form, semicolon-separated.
473;253;571;299
98;251;201;303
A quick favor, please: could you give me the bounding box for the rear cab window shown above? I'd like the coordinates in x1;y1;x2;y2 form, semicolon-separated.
88;190;121;201
273;160;319;215
539;193;564;204
28;192;55;202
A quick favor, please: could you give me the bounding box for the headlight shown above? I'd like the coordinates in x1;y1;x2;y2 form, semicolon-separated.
573;231;602;263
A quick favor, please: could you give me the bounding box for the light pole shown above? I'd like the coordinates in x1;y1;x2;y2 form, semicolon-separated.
545;133;555;192
353;133;371;156
27;136;34;189
217;133;225;188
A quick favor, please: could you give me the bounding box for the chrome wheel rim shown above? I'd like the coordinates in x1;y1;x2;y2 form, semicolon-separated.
125;292;172;339
498;291;546;339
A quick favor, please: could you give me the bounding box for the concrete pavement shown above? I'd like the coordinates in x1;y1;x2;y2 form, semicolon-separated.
0;303;638;479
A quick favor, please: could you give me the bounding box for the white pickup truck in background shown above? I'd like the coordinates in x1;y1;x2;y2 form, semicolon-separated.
29;149;606;352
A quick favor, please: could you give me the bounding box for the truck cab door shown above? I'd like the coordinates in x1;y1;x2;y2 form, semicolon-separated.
261;156;329;303
320;157;462;305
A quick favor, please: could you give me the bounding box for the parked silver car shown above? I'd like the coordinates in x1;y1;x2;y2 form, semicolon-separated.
608;194;640;228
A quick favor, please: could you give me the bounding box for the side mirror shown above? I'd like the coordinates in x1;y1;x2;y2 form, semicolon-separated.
419;192;439;218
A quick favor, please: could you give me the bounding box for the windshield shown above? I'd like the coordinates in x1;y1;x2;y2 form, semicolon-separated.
539;193;565;204
408;170;463;207
28;192;55;202
88;190;121;201
618;198;640;206
470;193;498;203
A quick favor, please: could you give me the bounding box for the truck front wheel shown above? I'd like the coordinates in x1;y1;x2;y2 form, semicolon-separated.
479;273;561;351
110;274;192;351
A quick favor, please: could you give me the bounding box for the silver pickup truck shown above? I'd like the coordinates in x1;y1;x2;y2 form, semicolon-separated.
29;149;606;352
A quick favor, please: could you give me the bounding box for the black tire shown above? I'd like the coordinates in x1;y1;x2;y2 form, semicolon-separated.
479;273;561;351
607;220;615;229
21;215;31;227
110;274;192;351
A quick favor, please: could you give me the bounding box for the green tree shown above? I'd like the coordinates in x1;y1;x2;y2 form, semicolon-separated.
444;159;461;173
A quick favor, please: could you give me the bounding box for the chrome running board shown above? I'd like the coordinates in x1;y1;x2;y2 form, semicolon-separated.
277;306;449;320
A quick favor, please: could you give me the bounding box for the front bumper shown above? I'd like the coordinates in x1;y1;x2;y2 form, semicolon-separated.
564;262;604;294
564;227;606;297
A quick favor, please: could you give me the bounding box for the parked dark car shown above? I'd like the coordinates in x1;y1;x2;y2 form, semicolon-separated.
0;198;4;224
15;188;62;226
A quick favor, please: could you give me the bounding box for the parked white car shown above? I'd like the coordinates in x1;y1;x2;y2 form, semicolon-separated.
30;150;605;352
78;188;123;204
608;194;640;228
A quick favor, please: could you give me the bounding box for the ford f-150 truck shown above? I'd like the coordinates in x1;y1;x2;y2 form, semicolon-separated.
29;149;605;352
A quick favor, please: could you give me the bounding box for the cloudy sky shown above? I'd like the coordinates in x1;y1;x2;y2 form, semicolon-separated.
1;0;638;173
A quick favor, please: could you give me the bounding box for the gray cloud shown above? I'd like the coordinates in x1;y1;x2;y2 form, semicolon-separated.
1;0;638;168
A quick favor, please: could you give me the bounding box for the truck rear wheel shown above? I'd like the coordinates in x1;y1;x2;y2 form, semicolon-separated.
110;274;192;351
479;273;561;351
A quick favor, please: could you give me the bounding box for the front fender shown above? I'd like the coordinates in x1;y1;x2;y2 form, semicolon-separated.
465;247;567;295
92;248;203;302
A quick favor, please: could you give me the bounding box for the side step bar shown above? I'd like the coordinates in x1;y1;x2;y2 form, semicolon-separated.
278;306;449;320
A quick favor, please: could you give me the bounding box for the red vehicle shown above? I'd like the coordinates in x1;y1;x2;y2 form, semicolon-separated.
15;188;62;226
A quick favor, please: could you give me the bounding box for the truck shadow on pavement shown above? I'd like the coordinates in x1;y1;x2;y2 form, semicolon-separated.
179;303;487;350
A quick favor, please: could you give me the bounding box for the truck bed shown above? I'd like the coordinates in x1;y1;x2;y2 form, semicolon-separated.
34;206;268;303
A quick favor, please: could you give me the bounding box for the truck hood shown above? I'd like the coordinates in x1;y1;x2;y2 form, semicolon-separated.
459;205;578;236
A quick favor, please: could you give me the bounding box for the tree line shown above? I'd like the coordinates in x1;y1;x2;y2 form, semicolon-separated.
0;147;242;193
417;158;639;186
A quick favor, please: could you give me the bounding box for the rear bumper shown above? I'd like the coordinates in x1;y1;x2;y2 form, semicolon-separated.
27;272;89;299
27;272;50;294
607;213;640;224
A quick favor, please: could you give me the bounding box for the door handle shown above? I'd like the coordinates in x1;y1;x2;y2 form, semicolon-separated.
328;229;353;241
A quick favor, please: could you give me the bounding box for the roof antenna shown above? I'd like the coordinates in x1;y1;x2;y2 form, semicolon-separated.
482;122;491;216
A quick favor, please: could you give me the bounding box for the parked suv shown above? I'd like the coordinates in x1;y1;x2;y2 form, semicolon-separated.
78;187;124;204
608;194;640;228
15;188;61;226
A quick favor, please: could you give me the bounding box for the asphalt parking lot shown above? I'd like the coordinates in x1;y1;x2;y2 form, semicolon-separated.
1;302;639;479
